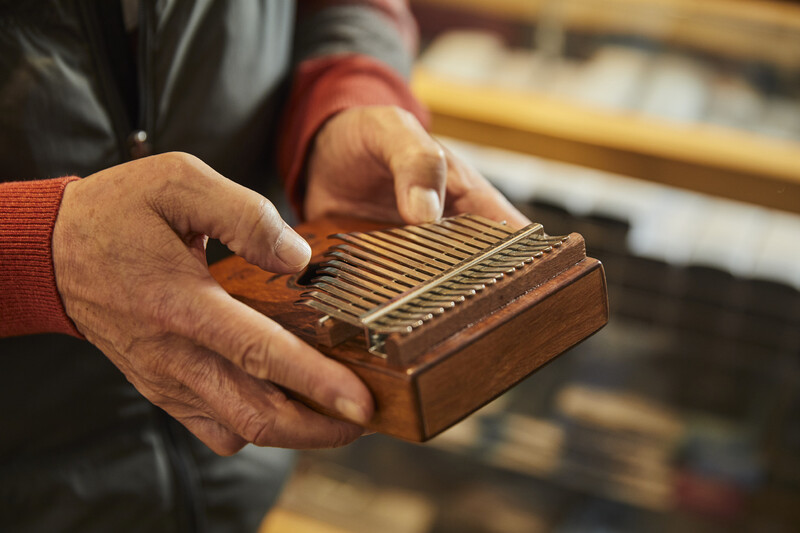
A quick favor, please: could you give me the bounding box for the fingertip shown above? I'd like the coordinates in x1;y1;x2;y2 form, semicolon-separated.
406;185;443;223
274;224;311;271
334;396;372;426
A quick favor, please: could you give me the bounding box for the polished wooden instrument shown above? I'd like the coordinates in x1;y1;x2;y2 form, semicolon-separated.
209;215;608;441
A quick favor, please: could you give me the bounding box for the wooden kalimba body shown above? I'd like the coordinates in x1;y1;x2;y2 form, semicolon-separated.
210;215;608;442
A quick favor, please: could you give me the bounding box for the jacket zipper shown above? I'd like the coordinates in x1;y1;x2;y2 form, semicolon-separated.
135;0;155;157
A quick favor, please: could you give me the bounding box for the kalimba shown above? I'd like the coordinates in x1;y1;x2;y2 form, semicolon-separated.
209;215;608;441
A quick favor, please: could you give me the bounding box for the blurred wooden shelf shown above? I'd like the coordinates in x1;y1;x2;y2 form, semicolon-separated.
412;0;800;68
412;67;800;214
260;509;353;533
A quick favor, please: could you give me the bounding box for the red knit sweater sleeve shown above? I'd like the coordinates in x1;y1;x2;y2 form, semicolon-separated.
0;177;83;338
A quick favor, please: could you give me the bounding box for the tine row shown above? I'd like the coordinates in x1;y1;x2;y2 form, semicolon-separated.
366;233;567;331
300;214;566;339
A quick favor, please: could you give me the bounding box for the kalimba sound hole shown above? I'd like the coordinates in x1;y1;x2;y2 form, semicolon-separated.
295;262;323;287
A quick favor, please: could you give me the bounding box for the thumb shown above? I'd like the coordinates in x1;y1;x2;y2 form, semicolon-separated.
371;109;447;224
154;153;311;273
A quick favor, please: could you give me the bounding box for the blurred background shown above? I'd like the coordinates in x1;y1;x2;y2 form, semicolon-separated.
262;1;800;531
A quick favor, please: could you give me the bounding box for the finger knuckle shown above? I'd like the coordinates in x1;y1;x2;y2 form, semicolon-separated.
238;409;277;445
235;334;275;379
326;424;362;448
396;145;446;181
229;197;279;254
160;151;201;169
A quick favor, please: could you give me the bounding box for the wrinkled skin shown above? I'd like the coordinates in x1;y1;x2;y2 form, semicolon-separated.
52;106;529;455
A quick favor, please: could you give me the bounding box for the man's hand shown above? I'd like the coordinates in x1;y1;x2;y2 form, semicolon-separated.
52;152;373;455
305;106;530;228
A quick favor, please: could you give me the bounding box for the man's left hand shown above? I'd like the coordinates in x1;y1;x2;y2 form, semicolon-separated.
304;106;530;229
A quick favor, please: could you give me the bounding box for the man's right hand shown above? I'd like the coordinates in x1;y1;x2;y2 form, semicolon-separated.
51;152;373;454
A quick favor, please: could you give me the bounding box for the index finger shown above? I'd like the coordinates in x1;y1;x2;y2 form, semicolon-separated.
159;277;374;426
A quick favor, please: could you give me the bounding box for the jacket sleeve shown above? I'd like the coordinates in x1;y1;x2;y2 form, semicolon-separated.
0;177;83;338
278;0;430;217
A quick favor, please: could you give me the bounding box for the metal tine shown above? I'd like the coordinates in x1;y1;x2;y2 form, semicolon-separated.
386;228;472;260
393;226;478;255
374;314;432;329
386;312;439;327
471;262;514;274
335;232;448;273
469;259;521;272
485;252;533;266
534;233;569;243
432;286;476;298
491;252;534;265
512;242;553;254
303;290;370;317
315;269;401;299
332;234;442;274
420;222;495;250
528;236;566;247
395;304;446;317
372;320;423;333
529;251;545;259
428;296;463;307
389;302;444;316
302;300;364;327
363;231;459;267
479;259;527;271
430;288;477;300
509;240;555;252
327;253;420;287
446;217;511;241
401;225;484;254
419;292;466;303
502;247;547;259
468;264;515;275
406;297;455;310
463;214;514;234
393;293;454;309
331;245;434;282
317;263;412;295
373;319;422;332
327;270;462;305
430;279;482;292
312;283;379;312
313;278;390;307
318;263;461;307
383;309;434;321
456;269;503;282
437;280;485;293
377;324;422;335
372;323;417;334
525;241;558;252
440;216;502;240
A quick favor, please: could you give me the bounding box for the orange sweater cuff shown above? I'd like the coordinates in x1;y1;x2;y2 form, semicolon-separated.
0;177;83;338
